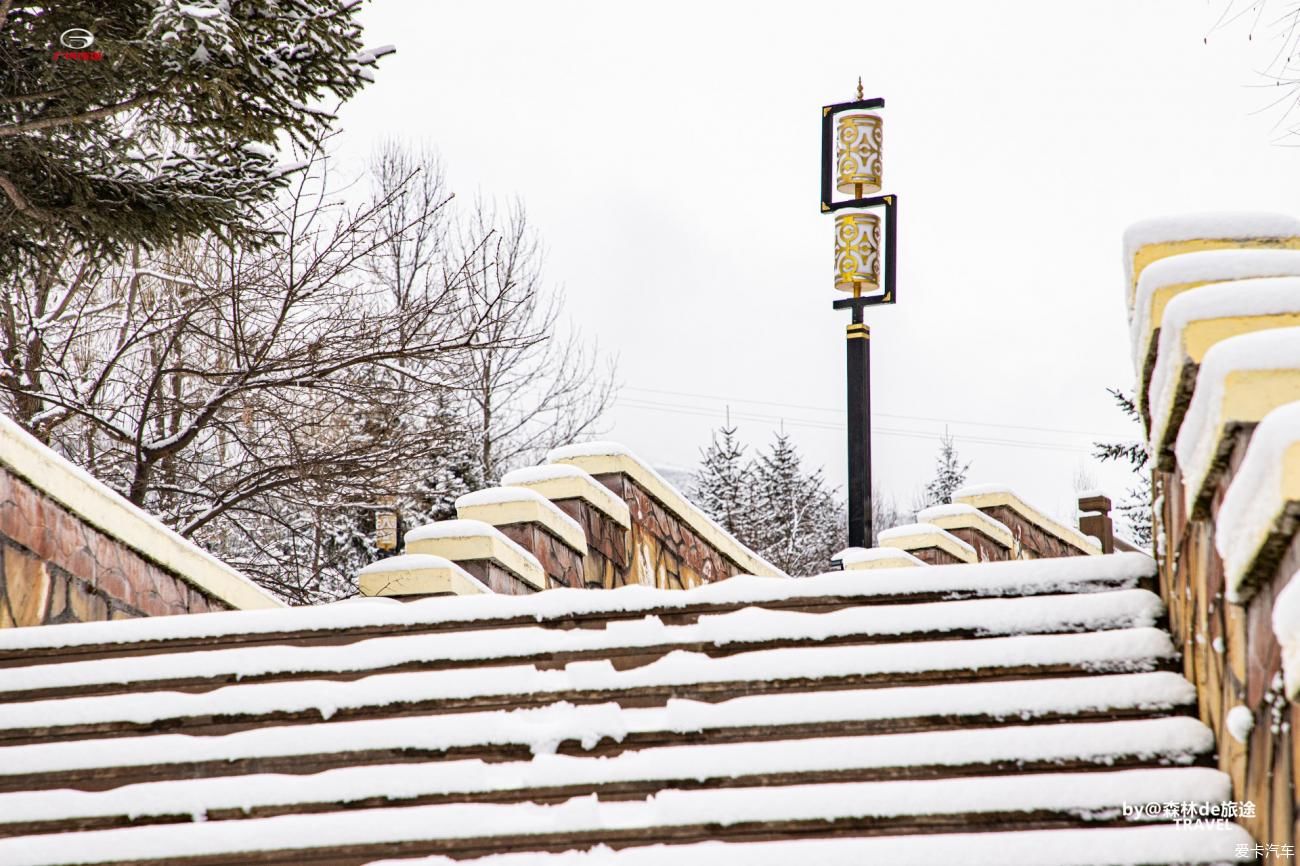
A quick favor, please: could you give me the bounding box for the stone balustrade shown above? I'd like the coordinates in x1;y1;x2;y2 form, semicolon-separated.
359;441;785;599
1123;211;1300;846
0;414;281;628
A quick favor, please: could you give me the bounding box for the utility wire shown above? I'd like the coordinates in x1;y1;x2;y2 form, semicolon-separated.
616;397;1106;456
622;384;1139;442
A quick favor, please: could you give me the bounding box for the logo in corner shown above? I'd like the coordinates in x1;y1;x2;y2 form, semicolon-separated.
59;28;95;50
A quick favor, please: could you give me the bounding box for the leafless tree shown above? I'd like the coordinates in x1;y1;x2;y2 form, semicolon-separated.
364;141;617;483
0;143;538;602
450;199;617;481
1209;1;1300;141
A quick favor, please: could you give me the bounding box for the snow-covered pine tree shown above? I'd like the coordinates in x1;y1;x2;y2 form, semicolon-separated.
0;1;391;272
693;426;754;537
924;429;972;506
1092;388;1154;549
751;433;846;576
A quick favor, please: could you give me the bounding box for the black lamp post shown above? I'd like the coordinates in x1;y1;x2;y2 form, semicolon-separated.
821;80;898;549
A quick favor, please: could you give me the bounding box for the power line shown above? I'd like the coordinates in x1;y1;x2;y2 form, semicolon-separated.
616;397;1104;455
622;384;1138;442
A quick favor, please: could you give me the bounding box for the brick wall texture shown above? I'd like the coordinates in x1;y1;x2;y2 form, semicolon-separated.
0;465;232;628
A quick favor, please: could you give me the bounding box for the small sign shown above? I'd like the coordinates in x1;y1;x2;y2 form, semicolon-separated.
375;509;398;551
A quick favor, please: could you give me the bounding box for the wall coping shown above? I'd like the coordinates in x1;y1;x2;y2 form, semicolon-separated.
953;485;1102;556
1129;249;1300;379
547;441;787;578
405;519;546;590
455;487;589;555
1122;211;1300;304
916;503;1015;550
1215;402;1300;602
0;413;282;611
832;546;926;570
499;464;632;529
877;523;978;564
357;554;488;598
1175;327;1300;515
1148;277;1300;454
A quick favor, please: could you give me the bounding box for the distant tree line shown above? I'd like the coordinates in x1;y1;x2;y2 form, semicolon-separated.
690;424;975;575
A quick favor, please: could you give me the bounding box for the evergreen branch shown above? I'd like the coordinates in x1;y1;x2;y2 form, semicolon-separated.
0;170;53;222
0;92;162;137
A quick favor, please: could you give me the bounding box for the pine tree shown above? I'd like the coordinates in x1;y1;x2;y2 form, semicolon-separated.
693;425;753;536
0;1;391;272
751;433;846;576
1093;388;1154;549
692;427;846;576
924;429;971;506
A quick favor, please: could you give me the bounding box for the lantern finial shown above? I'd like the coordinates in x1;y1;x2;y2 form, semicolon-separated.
856;76;863;100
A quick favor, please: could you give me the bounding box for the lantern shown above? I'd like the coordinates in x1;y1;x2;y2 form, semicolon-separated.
834;211;881;294
835;112;882;197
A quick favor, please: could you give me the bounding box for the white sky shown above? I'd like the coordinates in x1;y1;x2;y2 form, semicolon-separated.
333;1;1300;522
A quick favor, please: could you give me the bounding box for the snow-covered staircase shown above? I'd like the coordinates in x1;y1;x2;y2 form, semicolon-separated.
0;553;1250;864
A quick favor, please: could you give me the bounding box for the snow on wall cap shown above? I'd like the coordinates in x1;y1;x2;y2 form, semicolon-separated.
404;519;545;590
455;486;587;555
1174;327;1300;514
0;412;282;611
953;485;1102;555
1129;249;1300;364
1147;277;1300;452
1122;211;1300;292
877;523;978;564
356;553;488;598
547;440;788;578
357;553;459;574
916;503;1015;548
1215;401;1300;603
499;463;632;529
832;546;926;569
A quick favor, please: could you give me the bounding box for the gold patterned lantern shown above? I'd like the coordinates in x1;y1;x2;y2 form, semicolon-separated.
834;211;881;294
835;112;882;197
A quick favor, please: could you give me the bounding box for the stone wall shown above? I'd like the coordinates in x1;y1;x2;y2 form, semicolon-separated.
1158;451;1298;847
496;523;585;589
907;546;965;566
551;498;631;589
981;505;1089;560
0;465;229;627
947;527;1009;563
592;472;746;590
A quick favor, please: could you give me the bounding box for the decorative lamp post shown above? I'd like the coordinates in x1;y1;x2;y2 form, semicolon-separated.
822;79;898;549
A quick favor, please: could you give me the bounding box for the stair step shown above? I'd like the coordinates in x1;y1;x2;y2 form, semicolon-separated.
0;717;1213;836
0;590;1165;702
0;768;1231;866
0;554;1157;669
0;672;1197;793
0;628;1178;746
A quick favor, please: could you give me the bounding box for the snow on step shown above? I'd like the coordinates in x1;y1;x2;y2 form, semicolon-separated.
0;672;1197;779
0;717;1214;829
0;589;1166;696
0;768;1232;866
0;628;1177;734
367;824;1254;866
0;553;1157;654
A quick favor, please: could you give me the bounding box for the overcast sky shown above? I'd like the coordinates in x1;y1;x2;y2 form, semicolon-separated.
331;1;1300;522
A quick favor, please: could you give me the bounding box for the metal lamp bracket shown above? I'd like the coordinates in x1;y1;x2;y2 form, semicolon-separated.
822;96;897;310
